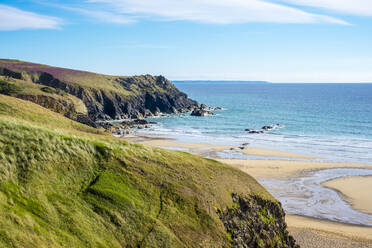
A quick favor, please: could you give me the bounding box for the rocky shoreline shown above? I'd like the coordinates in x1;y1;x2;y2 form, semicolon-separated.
96;103;223;135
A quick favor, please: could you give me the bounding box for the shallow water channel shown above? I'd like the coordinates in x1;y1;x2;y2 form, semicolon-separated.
259;168;372;226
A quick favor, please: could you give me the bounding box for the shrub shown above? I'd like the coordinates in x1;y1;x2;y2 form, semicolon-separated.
0;80;22;96
40;86;56;94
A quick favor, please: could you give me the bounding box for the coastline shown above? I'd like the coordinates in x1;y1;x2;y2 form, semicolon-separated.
124;134;372;247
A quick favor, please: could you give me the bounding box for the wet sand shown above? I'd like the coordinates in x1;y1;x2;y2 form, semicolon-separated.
238;146;316;159
137;137;317;159
323;176;372;215
218;159;372;179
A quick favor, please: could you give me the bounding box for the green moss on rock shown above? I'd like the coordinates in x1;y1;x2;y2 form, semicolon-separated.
218;194;299;248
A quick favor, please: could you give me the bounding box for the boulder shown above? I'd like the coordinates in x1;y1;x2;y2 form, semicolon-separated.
191;109;215;117
262;125;274;131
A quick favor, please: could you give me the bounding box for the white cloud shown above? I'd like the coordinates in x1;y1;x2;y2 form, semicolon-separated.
61;6;134;24
87;0;349;25
0;4;61;31
278;0;372;16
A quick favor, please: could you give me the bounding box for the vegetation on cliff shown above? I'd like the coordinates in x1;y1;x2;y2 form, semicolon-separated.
0;94;298;247
0;59;198;123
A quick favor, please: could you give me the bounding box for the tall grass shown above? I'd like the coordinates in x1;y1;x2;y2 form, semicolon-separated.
0;94;271;248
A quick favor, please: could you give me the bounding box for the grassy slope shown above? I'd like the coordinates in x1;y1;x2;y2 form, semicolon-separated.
0;76;88;115
0;94;272;248
0;59;176;96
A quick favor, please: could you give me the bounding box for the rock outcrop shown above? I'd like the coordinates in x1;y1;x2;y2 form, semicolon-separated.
190;104;217;116
17;94;78;119
191;108;216;116
218;193;299;248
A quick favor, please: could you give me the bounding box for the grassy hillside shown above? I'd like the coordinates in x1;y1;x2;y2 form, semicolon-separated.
0;94;301;248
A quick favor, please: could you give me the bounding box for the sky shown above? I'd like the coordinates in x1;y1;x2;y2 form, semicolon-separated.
1;0;372;83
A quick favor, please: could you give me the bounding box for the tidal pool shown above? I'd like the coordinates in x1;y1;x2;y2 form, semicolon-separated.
259;168;372;226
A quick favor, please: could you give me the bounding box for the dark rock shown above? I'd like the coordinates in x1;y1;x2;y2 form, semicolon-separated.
262;125;274;131
76;114;98;128
245;129;264;134
262;124;282;131
191;108;216;117
132;119;149;125
218;193;299;248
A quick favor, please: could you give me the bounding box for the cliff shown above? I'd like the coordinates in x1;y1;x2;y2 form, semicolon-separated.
0;59;198;124
0;94;298;248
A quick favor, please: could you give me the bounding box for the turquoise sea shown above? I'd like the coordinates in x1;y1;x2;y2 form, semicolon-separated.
140;82;372;164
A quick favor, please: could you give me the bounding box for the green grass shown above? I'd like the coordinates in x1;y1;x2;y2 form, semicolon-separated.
0;59;175;95
0;94;272;247
0;76;88;115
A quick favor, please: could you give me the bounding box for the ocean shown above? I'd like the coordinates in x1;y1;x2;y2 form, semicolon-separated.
139;82;372;164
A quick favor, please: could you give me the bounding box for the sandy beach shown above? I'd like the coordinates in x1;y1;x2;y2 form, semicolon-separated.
137;137;317;159
287;215;372;248
129;136;372;247
323;176;372;215
217;159;372;179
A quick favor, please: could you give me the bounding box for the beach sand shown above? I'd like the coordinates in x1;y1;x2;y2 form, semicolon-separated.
136;137;317;159
287;215;372;248
128;136;372;247
238;147;316;159
323;176;372;215
217;159;372;178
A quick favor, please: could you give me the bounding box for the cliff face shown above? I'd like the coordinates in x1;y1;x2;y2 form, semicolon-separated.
0;59;198;122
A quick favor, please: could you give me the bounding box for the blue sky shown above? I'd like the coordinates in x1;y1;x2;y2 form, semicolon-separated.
1;0;372;82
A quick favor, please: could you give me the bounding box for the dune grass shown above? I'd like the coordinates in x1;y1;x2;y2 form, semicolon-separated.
0;94;272;247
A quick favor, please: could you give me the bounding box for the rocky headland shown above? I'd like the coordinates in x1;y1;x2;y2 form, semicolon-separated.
0;59;201;126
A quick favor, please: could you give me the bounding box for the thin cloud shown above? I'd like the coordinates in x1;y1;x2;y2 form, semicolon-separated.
278;0;372;16
87;0;349;25
0;4;61;31
56;5;135;24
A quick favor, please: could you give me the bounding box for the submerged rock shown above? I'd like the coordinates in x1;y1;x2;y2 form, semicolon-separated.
245;124;283;134
245;129;264;134
190;108;216;117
